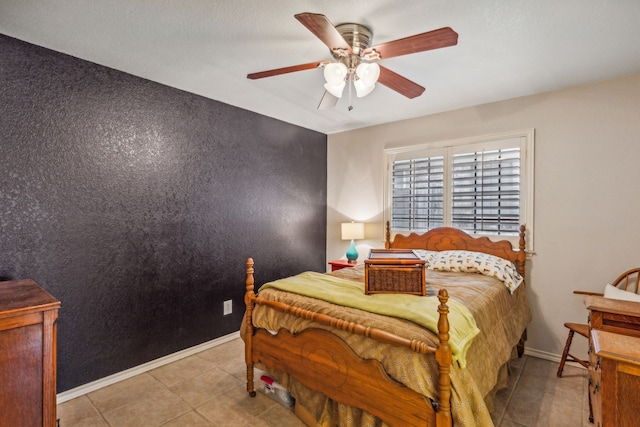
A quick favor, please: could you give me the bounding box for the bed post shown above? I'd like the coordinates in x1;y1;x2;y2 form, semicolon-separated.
517;225;527;357
385;221;391;249
517;224;526;278
435;288;453;427
244;258;257;397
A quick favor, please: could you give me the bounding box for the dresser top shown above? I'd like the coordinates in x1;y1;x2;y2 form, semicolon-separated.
0;279;60;316
592;329;640;365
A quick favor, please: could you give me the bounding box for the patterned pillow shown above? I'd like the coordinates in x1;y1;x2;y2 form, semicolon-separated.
429;250;523;293
413;250;438;266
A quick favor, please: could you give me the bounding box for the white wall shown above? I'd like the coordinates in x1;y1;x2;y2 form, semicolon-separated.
327;72;640;359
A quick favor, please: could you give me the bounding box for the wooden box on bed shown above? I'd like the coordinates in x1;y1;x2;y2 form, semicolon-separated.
364;249;426;296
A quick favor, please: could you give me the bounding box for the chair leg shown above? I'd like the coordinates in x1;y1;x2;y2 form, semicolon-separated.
557;330;575;377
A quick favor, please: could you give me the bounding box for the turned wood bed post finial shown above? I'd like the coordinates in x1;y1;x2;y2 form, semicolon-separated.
517;225;526;278
435;288;452;427
245;258;256;397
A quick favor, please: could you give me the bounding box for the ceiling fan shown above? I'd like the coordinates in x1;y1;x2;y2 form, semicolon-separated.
247;12;458;109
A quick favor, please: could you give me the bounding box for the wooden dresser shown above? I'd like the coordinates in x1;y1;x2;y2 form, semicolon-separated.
0;279;61;427
591;329;640;427
585;296;640;427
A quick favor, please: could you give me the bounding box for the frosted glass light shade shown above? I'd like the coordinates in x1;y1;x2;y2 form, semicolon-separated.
354;79;375;97
324;63;348;85
324;81;346;98
323;63;348;98
356;63;380;86
354;63;380;97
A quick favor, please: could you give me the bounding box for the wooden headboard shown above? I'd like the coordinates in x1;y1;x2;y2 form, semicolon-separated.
385;222;526;277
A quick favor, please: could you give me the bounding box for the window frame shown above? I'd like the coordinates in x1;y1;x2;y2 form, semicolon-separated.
384;129;535;252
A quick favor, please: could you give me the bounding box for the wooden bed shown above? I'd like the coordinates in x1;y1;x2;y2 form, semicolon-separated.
244;223;528;427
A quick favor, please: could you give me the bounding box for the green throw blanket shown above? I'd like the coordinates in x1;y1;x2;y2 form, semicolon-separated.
260;271;479;366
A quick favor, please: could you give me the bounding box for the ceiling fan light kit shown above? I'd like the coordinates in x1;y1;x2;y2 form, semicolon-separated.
323;58;379;98
247;12;458;109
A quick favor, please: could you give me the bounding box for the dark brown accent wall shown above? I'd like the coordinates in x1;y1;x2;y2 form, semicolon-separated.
0;34;327;392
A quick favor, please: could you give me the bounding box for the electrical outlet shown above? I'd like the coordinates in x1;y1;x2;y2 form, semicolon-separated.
223;299;232;316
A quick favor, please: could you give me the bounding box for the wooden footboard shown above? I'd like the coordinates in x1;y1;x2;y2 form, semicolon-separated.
244;258;453;427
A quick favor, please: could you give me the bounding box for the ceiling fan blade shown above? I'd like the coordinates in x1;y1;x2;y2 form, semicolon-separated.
295;12;352;54
377;65;425;99
247;61;328;79
364;27;458;60
317;90;339;110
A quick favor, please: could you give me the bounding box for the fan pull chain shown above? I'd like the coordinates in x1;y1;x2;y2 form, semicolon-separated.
348;74;354;111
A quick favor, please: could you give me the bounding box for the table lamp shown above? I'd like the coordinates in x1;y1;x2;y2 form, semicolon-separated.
341;221;365;262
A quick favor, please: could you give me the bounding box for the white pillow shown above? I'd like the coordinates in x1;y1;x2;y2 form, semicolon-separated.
603;283;640;303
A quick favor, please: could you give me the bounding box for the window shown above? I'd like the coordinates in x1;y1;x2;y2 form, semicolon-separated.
385;130;534;249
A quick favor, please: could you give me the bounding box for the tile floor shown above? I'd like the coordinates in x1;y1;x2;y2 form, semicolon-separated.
57;338;591;426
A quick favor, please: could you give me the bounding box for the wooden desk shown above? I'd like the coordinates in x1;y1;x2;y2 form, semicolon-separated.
0;279;60;427
585;295;640;338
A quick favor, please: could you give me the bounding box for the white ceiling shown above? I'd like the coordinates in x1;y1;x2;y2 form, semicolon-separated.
2;1;640;134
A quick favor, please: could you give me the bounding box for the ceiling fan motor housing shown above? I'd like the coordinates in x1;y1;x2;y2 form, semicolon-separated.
333;23;374;70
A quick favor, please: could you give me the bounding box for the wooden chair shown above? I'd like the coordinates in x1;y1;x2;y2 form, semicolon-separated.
556;320;590;377
557;267;640;378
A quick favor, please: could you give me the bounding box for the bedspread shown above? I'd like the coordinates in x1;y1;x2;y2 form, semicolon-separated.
249;265;531;426
260;271;479;365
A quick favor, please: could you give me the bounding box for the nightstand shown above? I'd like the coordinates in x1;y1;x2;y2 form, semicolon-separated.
328;260;358;272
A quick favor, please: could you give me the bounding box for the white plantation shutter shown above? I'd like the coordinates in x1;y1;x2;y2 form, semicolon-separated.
391;156;444;231
385;130;534;245
451;148;520;234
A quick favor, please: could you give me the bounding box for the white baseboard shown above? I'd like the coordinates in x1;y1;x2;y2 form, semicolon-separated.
523;346;587;370
523;346;562;362
57;331;241;404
